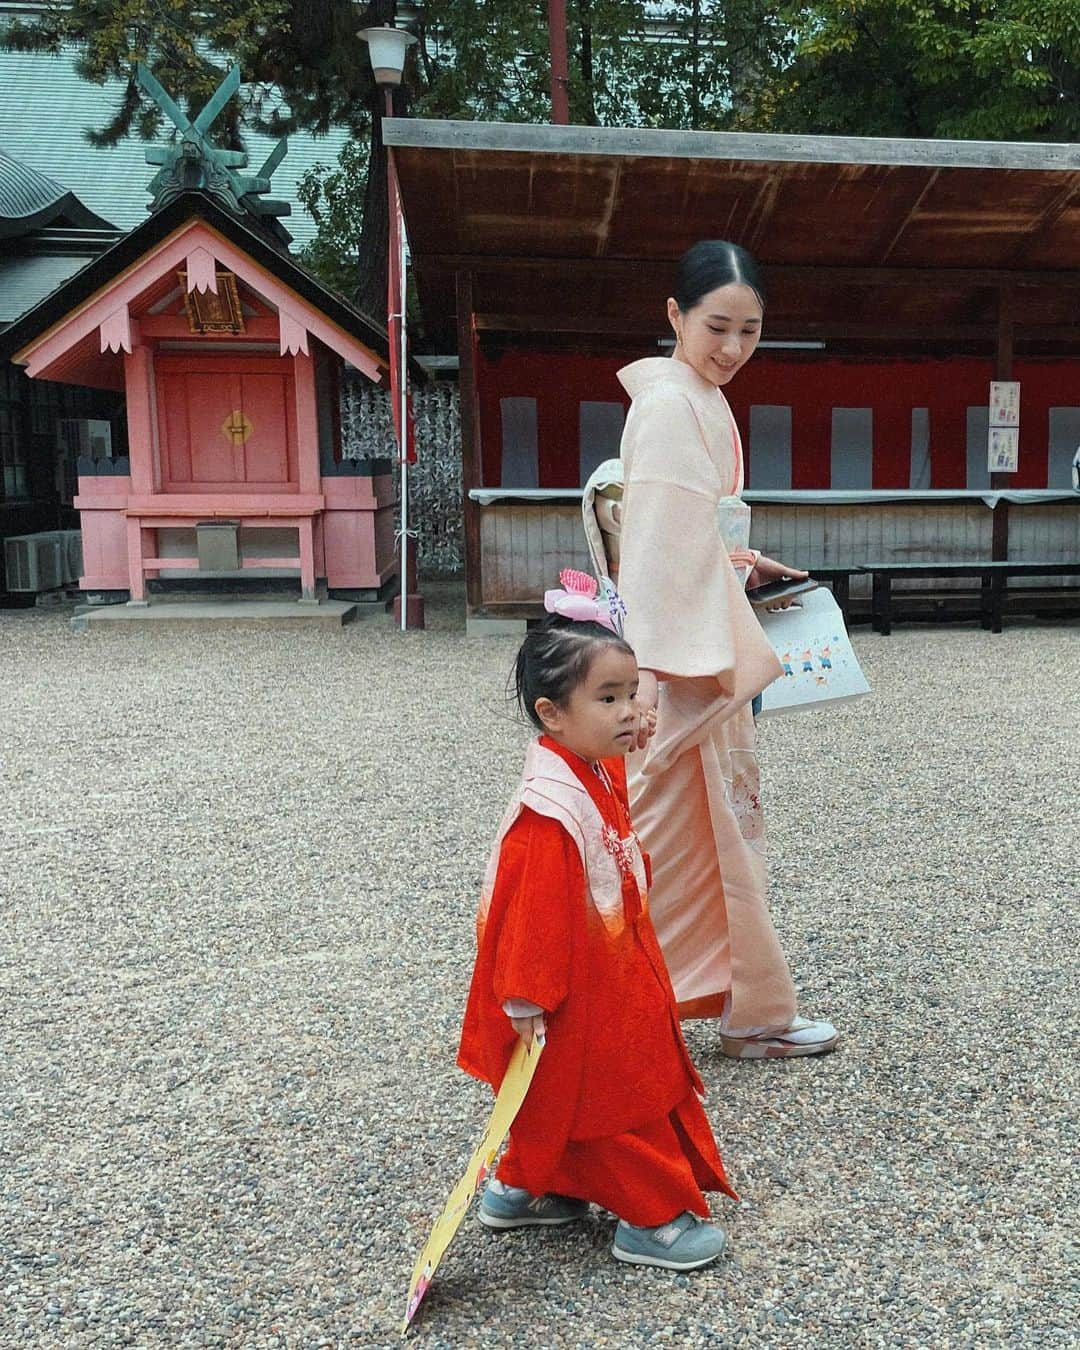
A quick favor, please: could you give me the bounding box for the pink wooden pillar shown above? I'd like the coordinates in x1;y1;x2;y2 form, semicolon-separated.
123;343;157;602
125;519;148;603
293;350;321;602
298;518;316;602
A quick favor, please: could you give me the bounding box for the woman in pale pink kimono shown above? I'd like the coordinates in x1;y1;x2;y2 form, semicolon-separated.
583;241;837;1059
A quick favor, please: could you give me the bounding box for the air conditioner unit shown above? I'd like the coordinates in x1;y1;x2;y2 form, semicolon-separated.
4;533;67;593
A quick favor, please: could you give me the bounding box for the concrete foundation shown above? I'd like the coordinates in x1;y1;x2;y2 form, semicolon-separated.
71;597;359;632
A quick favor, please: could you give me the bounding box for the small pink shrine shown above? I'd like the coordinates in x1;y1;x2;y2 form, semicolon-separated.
9;68;396;608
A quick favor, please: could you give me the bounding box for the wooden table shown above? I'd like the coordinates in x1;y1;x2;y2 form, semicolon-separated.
858;561;1080;634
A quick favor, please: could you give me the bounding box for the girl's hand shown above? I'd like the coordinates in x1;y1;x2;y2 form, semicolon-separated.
747;554;809;610
636;669;659;713
511;1013;546;1047
633;703;658;751
632;671;659;750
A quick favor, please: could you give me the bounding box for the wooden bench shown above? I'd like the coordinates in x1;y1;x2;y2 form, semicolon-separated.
857;561;1080;634
807;567;858;620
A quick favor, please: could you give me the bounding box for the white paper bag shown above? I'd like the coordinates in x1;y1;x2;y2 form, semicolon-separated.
757;587;870;716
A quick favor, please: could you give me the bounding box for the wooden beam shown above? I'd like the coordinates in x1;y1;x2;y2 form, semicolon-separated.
456;271;483;612
995;286;1014;381
385;117;1080;174
422;255;1080;289
990;286;1015;518
473;313;1080;342
138;315;280;340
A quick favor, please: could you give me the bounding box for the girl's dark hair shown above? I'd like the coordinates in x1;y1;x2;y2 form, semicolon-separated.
513;616;634;731
673;239;766;313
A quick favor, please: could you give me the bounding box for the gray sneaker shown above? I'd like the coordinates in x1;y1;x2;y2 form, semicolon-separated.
612;1212;727;1271
478;1179;590;1230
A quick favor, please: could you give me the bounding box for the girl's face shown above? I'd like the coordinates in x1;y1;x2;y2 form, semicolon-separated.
536;645;640;762
667;282;763;387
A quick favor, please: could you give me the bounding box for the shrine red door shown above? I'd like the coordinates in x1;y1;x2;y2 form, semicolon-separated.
155;355;298;493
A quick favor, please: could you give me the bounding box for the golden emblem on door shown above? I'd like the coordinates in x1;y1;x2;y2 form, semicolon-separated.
221;410;254;446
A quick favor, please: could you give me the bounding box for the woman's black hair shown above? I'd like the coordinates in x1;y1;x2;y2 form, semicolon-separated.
513;616;635;731
673;239;766;313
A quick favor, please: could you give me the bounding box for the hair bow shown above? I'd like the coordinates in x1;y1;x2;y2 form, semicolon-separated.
544;568;627;637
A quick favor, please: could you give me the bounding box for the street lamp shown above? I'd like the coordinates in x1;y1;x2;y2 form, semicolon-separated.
359;25;416;87
358;21;422;631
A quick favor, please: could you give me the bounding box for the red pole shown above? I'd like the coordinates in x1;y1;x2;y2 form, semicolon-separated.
548;0;570;124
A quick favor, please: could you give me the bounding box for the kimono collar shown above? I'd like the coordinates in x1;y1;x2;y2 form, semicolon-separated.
617;355;719;400
536;734;598;783
535;735;625;827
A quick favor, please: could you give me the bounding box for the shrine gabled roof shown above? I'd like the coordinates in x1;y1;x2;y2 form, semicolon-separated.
0;146;116;236
385;118;1080;355
1;189;389;371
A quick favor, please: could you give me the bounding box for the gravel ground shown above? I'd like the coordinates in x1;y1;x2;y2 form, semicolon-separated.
1;586;1076;1350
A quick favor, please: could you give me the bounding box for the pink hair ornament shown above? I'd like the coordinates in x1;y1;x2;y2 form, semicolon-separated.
544;569;627;637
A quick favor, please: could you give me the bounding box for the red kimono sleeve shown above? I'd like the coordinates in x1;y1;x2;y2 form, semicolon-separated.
491;809;579;1012
458;808;582;1089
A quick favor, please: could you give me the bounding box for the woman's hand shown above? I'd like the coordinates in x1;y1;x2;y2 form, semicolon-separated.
511;1013;546;1047
746;554;809;610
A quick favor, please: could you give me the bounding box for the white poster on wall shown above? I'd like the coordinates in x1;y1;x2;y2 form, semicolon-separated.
988;426;1020;473
988;381;1020;473
989;381;1020;427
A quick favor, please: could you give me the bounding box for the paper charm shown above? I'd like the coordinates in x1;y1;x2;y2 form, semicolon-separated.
401;1036;545;1334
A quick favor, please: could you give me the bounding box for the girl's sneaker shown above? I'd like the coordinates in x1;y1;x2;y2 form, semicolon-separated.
612;1212;727;1271
478;1179;589;1229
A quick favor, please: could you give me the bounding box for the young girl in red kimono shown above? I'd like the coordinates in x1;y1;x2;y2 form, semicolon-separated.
458;571;736;1271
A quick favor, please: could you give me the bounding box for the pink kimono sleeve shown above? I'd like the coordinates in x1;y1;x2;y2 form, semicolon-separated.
618;385;782;772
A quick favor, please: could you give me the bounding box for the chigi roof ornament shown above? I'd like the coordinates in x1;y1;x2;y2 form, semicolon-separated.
136;63;291;241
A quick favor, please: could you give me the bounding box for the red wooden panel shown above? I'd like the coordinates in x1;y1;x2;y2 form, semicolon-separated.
186;373;242;485
240;374;292;484
157;372;192;485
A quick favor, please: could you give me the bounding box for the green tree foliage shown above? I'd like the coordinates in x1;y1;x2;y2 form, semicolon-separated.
292;1;792;294
6;2;1077;303
296;138;370;297
0;0;396;145
765;2;1080;140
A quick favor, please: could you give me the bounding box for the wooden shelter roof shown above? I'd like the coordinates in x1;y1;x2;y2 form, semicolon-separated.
385;119;1080;355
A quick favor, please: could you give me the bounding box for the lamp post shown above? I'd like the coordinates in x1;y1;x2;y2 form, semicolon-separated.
358;22;422;631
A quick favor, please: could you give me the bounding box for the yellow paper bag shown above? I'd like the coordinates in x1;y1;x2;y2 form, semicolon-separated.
402;1036;544;1333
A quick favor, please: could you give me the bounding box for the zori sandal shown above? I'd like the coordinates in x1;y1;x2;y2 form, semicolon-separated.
720;1015;839;1060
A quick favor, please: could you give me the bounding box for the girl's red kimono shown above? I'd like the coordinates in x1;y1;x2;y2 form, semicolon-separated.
459;735;736;1226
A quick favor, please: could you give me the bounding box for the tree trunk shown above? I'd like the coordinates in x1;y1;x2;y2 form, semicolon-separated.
354;0;399;321
356;91;389;319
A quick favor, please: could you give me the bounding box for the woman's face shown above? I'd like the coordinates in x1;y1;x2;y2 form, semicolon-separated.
667;282;763;387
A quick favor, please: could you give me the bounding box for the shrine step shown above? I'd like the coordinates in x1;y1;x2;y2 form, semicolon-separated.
70;597;360;632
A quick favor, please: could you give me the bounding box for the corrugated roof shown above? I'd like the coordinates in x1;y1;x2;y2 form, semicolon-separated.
0;46;352;247
0;147;68;217
0;251;100;323
0;145;115;233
